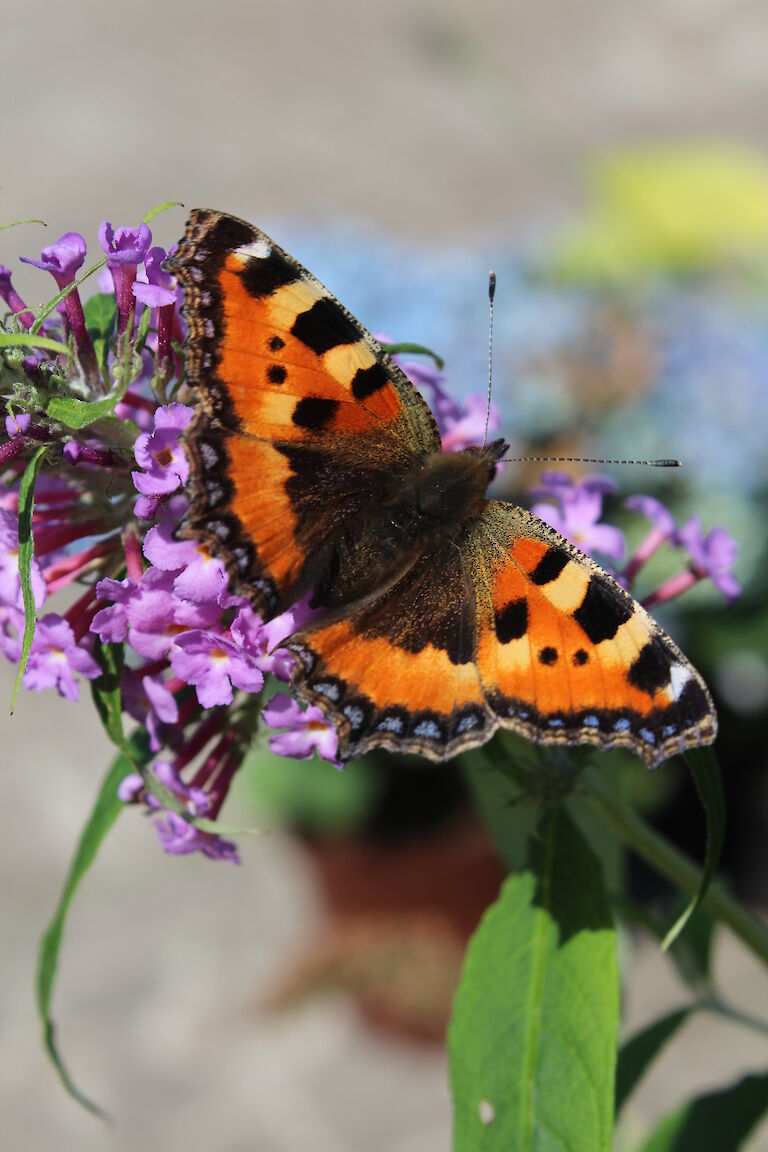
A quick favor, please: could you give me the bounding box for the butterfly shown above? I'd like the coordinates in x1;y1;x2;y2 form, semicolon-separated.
167;210;717;768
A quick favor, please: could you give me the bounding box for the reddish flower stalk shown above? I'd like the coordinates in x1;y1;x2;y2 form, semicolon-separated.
170;709;229;776
123;528;144;581
0;264;35;329
33;521;110;557
43;540;116;593
195;734;240;819
641;569;698;609
0;438;30;467
154;305;176;390
118;390;157;414
176;688;203;729
62;291;102;390
64;442;121;469
64;583;102;642
19;233;101;390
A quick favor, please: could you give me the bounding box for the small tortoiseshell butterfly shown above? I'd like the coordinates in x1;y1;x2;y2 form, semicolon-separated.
167;210;717;768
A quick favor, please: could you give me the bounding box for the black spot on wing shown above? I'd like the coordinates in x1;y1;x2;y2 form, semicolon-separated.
238;249;300;298
530;548;570;585
628;637;672;695
268;364;287;384
292;396;340;430
291;297;359;355
495;598;528;643
573;649;589;666
351;362;389;400
539;646;558;665
268;335;285;351
573;576;633;643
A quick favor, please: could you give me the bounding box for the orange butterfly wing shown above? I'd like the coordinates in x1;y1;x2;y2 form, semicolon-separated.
469;503;717;767
168;210;440;616
288;503;716;768
287;537;493;761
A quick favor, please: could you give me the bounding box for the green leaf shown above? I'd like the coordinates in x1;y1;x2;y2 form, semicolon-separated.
638;1071;768;1152
46;336;137;427
9;445;47;713
83;293;116;342
90;639;125;748
379;341;445;370
449;805;619;1152
36;731;151;1118
662;748;725;951
615;1007;693;1115
46;390;127;429
0;332;69;355
139;200;183;225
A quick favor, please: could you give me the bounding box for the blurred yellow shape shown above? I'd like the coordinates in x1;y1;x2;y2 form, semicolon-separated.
555;143;768;281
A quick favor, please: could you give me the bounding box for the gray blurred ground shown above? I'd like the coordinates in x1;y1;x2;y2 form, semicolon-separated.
3;1;768;1148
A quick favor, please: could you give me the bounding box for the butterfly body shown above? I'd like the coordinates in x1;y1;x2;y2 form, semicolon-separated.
168;210;717;768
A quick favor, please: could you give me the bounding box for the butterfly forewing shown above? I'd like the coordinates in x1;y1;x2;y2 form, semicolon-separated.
169;210;440;615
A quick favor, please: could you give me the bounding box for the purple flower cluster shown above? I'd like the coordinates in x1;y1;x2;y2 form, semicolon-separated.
0;216;742;865
1;222;352;862
87;401;345;859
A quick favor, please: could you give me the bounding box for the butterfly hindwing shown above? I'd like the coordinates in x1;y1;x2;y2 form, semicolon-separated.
470;502;717;768
287;539;494;761
288;503;716;767
168;210;440;615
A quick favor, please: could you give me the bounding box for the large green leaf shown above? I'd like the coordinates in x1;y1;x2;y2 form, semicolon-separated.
615;1007;693;1115
449;805;619;1151
36;731;151;1117
638;1071;768;1152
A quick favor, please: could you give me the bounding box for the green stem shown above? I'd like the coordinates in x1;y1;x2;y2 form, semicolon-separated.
584;773;768;968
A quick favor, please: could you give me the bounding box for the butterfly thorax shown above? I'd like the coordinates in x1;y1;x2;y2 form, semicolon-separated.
391;439;507;535
306;439;508;613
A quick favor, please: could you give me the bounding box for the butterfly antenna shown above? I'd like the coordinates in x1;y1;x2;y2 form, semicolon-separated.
503;455;681;468
482;270;496;448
